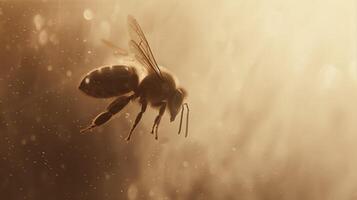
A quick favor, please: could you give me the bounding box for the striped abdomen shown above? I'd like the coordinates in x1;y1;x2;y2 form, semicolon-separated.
79;65;139;98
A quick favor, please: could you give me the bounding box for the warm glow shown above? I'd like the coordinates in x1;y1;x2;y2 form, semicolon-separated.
0;0;356;199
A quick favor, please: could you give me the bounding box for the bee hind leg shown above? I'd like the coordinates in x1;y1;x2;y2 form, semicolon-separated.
80;111;113;133
151;103;166;140
80;95;134;134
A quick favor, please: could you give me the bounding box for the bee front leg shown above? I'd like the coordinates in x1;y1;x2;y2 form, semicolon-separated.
80;95;133;133
151;103;166;140
126;99;147;141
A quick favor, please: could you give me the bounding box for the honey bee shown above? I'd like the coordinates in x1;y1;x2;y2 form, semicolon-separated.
79;15;189;141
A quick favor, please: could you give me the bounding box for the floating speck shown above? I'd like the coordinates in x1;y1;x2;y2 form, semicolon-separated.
83;9;93;21
33;14;45;30
49;34;59;45
85;77;90;84
104;173;110;180
47;65;53;71
183;161;189;168
66;70;72;77
21;139;27;145
127;184;138;200
149;190;155;197
30;135;36;141
38;30;48;45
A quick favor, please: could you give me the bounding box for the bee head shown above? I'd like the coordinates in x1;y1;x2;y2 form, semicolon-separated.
168;87;187;122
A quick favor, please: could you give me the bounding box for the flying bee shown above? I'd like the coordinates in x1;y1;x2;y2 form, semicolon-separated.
79;15;189;141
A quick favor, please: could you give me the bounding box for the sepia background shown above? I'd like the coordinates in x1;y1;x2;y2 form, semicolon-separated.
0;0;356;199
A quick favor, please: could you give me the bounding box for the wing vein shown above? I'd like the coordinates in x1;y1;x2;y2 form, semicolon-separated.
127;15;163;79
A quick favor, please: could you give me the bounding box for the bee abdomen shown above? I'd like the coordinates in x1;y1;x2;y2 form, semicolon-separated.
79;65;139;98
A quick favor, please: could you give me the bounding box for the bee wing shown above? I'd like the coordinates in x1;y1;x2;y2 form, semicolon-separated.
128;40;155;74
127;15;163;79
101;39;128;56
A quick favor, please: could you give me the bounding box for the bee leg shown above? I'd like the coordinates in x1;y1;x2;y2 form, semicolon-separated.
80;95;133;133
80;112;113;133
150;103;166;140
151;103;164;134
126;100;147;141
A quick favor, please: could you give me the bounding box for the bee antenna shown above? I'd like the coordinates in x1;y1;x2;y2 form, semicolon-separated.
178;104;185;135
183;103;189;138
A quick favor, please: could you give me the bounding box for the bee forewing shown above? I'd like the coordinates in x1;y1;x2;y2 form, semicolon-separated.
127;15;163;79
128;40;156;74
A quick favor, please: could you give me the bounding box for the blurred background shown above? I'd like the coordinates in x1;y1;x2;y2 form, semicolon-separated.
1;0;357;199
